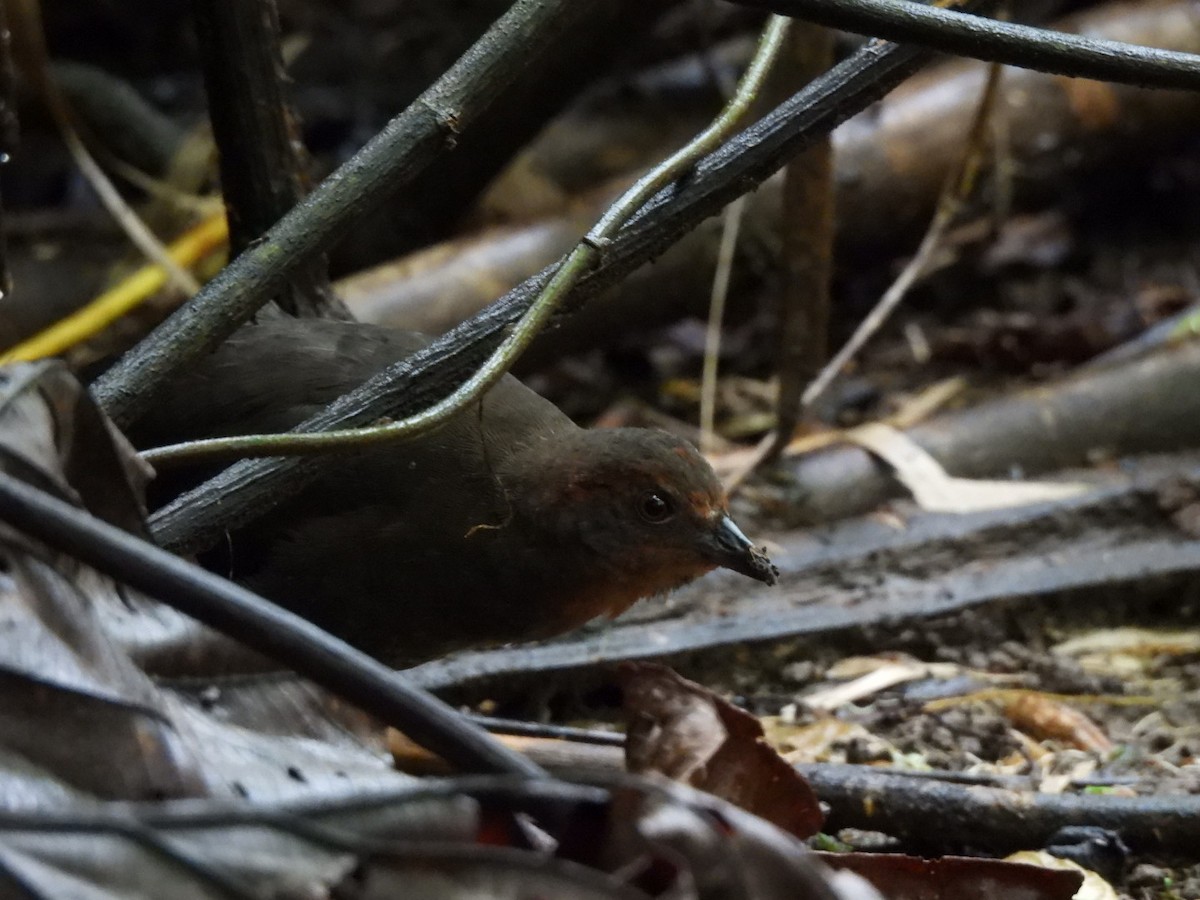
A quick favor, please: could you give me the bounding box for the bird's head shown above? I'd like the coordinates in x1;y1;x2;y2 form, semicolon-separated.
501;428;777;626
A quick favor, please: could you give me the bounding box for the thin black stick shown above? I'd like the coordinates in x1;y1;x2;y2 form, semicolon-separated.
469;716;627;747
0;470;544;779
727;0;1200;90
191;0;345;319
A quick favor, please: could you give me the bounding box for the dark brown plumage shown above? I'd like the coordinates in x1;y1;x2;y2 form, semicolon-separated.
140;319;776;665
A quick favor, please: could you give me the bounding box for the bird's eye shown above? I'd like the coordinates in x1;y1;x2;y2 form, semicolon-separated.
639;491;675;524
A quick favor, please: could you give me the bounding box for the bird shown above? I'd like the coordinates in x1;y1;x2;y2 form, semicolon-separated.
136;318;777;666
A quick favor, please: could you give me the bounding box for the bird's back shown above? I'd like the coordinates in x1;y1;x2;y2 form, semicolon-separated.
138;318;571;447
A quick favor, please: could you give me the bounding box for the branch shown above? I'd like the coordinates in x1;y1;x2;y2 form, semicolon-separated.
141;15;794;466
93;0;609;428
726;0;1200;90
798;763;1200;854
191;0;346;318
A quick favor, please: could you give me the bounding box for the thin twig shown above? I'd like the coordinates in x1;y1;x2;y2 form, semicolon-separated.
141;15;795;467
699;197;748;455
727;0;1200;90
725;19;837;491
9;0;200;296
767;22;835;461
98;153;219;217
801;61;1004;410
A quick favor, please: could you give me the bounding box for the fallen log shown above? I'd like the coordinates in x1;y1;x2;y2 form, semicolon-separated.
797;763;1200;855
773;341;1200;526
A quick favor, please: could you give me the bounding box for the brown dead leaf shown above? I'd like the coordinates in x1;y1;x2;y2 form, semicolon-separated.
1002;692;1114;754
618;662;823;839
0;362;404;806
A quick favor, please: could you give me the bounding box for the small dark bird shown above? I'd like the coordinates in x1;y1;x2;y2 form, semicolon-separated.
140;319;776;665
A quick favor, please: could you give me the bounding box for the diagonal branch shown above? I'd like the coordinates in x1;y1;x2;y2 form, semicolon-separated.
141;15;795;466
93;0;626;428
725;0;1200;90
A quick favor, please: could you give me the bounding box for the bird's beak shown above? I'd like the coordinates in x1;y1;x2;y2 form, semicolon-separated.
703;515;778;585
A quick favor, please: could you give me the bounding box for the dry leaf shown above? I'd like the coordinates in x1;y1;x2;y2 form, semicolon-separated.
1006;851;1119;900
1001;693;1114;754
844;422;1090;513
619;662;823;838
